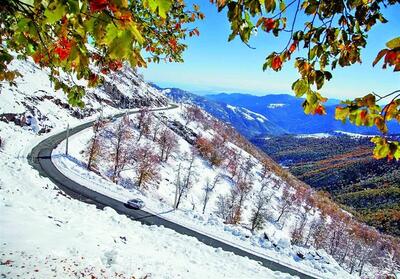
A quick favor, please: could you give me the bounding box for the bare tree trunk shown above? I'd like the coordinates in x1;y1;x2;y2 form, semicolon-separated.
202;191;210;214
173;163;181;209
112;137;121;183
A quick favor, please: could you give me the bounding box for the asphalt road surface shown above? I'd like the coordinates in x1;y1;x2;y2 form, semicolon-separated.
28;105;318;279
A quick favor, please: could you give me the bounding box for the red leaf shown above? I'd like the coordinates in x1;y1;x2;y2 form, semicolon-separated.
263;18;275;32
315;105;325;115
54;37;73;61
271;55;282;71
168;38;177;51
289;41;297;53
384;51;397;64
89;0;109;12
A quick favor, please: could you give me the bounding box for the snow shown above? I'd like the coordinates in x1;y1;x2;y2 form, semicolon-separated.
241;111;255;120
0;58;293;279
0;135;291;279
0;57;388;279
226;105;269;123
333;131;376;138
295;133;332;139
226;104;237;111
50;105;354;279
268;103;286;109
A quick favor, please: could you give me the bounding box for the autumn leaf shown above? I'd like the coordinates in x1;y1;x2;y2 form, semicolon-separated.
263;18;275;32
386;37;400;49
289;41;297;53
89;0;109;12
314;105;326;115
271;55;282;71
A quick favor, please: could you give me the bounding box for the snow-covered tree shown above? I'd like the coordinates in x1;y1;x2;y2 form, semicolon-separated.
174;151;197;209
215;194;231;222
86;118;106;171
109;115;133;183
151;118;163;142
275;185;296;225
133;144;160;189
250;190;273;232
202;174;222;214
157;128;178;162
136;107;152;142
183;105;204;126
225;148;241;179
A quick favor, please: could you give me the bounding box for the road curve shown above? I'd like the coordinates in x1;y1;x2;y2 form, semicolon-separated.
27;105;318;279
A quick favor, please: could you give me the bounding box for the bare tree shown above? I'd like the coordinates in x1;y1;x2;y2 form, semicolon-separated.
195;135;225;166
136;107;152;142
190;196;196;210
215;194;231;221
151;118;162;142
306;216;327;249
241;155;255;182
275;185;295;225
109;115;132;183
133;143;160;189
157;128;178;162
226;148;241;179
174;152;197;209
224;172;253;224
202;174;222;214
382;248;400;277
260;159;271;181
217;159;254;224
291;188;314;245
86;118;105;171
250;189;274;232
183;105;204;126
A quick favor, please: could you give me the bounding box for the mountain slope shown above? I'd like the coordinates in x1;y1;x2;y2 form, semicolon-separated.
0;58;292;279
1;58;399;278
252;133;400;237
158;87;286;136
206;93;400;134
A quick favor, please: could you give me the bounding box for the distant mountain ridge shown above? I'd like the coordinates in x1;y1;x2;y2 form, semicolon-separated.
155;86;286;136
206;92;400;135
150;85;400;135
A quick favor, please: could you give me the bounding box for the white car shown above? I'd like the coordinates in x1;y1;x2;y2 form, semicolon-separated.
125;198;145;209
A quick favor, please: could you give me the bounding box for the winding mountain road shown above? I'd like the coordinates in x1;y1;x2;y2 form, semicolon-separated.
28;105;318;279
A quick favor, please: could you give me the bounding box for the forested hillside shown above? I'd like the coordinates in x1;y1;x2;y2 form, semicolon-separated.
252;134;400;237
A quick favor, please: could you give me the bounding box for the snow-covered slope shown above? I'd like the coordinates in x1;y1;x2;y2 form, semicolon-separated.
0;58;300;278
51;104;354;278
1;58;398;279
0;128;291;279
0;58;293;279
0;57;168;134
158;87;286;136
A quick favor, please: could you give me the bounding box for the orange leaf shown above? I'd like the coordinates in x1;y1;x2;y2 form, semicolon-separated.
271;55;282;71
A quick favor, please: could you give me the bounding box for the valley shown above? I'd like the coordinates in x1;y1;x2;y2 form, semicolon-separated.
252;134;400;237
162;87;400;238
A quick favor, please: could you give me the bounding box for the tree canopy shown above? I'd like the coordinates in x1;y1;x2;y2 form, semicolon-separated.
0;0;203;106
0;0;399;159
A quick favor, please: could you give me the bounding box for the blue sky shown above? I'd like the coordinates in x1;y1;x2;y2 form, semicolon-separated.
140;2;400;99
